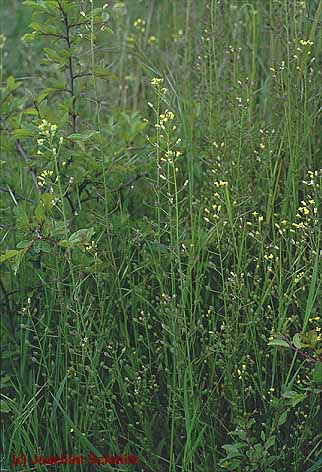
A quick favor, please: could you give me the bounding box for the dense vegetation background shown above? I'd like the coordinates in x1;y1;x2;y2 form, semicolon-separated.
1;1;321;471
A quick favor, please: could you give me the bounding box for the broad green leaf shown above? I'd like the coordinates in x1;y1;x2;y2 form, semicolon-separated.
282;390;306;407
290;394;306;407
292;333;302;350
12;248;29;275
222;443;245;454
16;240;32;249
92;67;117;79
282;390;298;398
67;131;100;142
69;227;94;244
30;22;44;32
29;22;62;36
11;128;34;139
44;48;63;62
277;410;288;426
33;240;51;254
268;338;289;348
36;88;59;103
0;250;20;263
23;1;48;11
265;436;275;450
23;107;38;115
22;33;37;41
7;76;22;92
51;221;68;236
58;239;72;248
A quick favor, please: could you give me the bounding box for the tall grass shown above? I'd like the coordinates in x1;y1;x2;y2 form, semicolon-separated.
1;1;321;471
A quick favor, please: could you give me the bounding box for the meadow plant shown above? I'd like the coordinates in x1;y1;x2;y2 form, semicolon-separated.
1;1;321;471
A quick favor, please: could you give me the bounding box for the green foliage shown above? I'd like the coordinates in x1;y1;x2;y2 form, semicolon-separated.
219;417;279;471
1;1;321;471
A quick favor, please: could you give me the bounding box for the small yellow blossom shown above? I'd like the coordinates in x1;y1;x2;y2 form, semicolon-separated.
151;77;164;89
148;35;157;45
133;18;145;32
264;254;274;261
214;180;228;187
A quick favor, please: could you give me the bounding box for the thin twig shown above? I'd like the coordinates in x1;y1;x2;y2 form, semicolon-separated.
73;73;92;80
110;172;148;193
77;172;148;205
57;1;77;133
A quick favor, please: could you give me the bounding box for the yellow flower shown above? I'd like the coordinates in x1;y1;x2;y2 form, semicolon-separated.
214;180;228;187
148;35;157;45
151;77;163;88
264;254;274;261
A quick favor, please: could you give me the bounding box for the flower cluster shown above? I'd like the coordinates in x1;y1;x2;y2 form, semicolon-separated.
36;120;63;156
302;169;321;187
159;110;174;124
160;149;182;163
309;316;321;342
294;271;304;284
171;29;183;43
155;110;175;131
292;199;316;230
150;77;168;94
237;364;247;381
133;18;145;33
214;180;228;187
147;79;188;197
298;39;313;47
264;253;274;261
204;203;222;222
37;169;54;189
85;240;98;256
38;119;57;136
151;77;163;87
